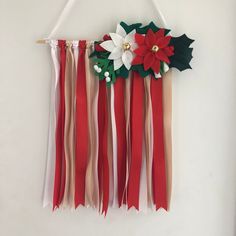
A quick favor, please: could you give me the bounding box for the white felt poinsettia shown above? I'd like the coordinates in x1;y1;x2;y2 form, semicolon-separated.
100;24;137;71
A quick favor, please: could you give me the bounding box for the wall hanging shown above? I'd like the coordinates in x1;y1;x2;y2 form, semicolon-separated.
38;0;194;215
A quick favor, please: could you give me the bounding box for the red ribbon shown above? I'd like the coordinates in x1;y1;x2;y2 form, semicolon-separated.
127;72;144;210
74;40;88;208
53;40;66;209
98;80;109;215
114;78;127;207
151;77;167;210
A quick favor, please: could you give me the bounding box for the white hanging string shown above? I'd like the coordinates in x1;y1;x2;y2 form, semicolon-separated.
151;0;168;27
44;0;168;39
47;0;76;39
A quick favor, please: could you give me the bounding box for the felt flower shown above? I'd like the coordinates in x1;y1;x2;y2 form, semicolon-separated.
95;35;112;52
132;29;174;75
100;24;137;70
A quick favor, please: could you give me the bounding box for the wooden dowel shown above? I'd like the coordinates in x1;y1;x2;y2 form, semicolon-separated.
36;39;47;44
36;39;75;44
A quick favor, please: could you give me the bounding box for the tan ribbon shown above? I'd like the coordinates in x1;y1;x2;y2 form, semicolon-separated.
144;76;154;208
85;43;99;208
122;76;131;205
162;70;172;210
63;43;75;207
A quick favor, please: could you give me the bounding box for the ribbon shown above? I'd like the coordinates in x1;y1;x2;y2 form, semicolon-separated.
139;126;148;212
85;43;99;208
62;43;75;207
151;77;167;210
43;40;59;207
84;45;94;207
74;40;88;208
162;71;172;210
122;76;131;206
114;78;126;207
111;84;118;207
144;76;154;208
106;88;115;207
127;72;144;210
53;40;66;209
98;80;109;215
138;76;153;211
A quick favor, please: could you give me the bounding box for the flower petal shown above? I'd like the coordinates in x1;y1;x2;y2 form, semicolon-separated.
130;42;137;51
125;29;136;43
114;58;123;70
143;52;155;71
155;29;165;39
151;60;161;74
154;72;162;79
132;56;143;65
163;62;169;73
122;50;133;70
95;43;106;52
125;30;137;51
134;46;148;56
157;36;171;48
103;34;111;41
135;33;145;45
110;33;124;47
100;40;115;52
163;46;174;56
145;29;156;47
108;47;123;60
155;49;170;63
116;24;127;38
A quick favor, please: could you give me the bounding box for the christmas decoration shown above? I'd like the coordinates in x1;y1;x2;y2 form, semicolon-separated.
41;21;194;216
91;22;194;85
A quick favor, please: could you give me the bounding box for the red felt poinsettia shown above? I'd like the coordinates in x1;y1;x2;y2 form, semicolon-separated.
132;29;174;74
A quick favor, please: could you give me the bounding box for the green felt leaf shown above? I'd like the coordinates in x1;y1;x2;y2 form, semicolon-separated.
160;62;165;75
131;64;154;78
171;34;195;47
169;34;194;71
120;21;142;34
89;51;97;58
109;66;116;84
137;21;171;35
116;65;129;79
120;21;170;35
93;58;117;86
138;21;158;34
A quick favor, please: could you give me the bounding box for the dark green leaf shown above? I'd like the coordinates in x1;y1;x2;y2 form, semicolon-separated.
169;34;194;71
120;21;142;34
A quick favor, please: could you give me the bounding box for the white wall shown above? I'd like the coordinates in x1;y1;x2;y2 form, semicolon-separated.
0;0;236;235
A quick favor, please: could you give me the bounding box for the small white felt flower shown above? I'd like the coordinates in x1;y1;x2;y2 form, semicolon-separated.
100;24;137;71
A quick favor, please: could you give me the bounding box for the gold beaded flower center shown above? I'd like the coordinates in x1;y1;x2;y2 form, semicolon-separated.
123;42;131;51
151;45;159;52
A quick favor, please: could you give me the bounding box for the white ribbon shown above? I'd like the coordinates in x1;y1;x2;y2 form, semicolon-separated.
43;40;60;207
110;84;118;207
151;0;168;27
